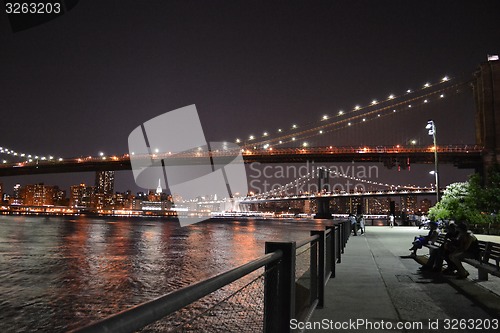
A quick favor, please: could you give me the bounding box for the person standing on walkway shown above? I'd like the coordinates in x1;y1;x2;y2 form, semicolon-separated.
349;214;357;236
358;214;365;234
389;214;395;228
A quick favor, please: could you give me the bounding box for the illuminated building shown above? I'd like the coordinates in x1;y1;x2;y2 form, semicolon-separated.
13;183;21;199
20;183;55;206
400;195;418;214
70;183;95;208
419;198;432;214
94;171;115;209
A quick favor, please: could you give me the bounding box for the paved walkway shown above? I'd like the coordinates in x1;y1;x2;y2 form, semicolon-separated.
307;227;500;332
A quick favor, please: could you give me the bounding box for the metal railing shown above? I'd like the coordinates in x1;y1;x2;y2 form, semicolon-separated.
72;220;350;333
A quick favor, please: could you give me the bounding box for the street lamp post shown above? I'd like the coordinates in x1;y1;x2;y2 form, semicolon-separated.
426;120;440;203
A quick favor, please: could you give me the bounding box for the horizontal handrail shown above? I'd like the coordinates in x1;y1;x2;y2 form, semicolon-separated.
72;250;283;333
296;234;319;248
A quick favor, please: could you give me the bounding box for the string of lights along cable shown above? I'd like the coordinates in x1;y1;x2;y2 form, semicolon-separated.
0;75;468;164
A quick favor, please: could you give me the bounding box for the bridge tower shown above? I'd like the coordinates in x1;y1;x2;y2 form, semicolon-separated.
314;168;332;219
473;58;500;175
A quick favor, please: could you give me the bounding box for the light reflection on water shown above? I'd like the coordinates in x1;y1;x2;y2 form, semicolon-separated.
0;215;334;332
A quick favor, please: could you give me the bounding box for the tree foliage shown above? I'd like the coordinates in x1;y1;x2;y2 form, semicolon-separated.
428;165;500;225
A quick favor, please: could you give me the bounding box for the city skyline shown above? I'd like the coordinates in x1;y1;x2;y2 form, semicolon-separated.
1;1;499;193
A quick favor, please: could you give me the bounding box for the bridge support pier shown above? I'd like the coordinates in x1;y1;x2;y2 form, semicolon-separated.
314;168;333;219
314;197;332;219
474;59;500;178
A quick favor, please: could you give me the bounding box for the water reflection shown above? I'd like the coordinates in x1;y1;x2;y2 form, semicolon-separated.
0;216;333;332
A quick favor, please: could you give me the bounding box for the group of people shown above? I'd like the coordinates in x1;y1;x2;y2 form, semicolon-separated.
412;221;480;279
349;214;365;235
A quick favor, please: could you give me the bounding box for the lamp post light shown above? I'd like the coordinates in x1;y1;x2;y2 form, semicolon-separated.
426;120;440;203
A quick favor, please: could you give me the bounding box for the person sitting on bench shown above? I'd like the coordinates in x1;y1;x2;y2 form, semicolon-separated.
447;222;480;279
409;221;439;256
420;223;459;272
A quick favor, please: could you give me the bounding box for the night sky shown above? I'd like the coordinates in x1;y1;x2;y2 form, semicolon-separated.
1;1;500;195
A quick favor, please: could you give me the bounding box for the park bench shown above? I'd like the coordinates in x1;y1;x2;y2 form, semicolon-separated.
422;233;447;253
462;240;500;281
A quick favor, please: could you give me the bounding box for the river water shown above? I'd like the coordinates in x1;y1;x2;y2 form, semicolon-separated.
0;215;334;332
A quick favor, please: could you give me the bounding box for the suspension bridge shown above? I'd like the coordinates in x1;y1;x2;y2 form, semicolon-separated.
0;60;498;218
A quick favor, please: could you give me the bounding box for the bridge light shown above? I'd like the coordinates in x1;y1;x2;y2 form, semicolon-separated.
236;138;240;143
348;122;351;126
406;89;411;93
2;160;6;163
292;137;296;141
388;94;395;99
58;158;63;161
354;105;360;110
440;94;444;98
424;83;430;88
249;135;255;140
263;132;268;136
424;99;428;103
322;115;328;120
99;152;104;157
49;156;53;160
377;114;381;117
429;170;436;175
303;142;308;147
411;140;417;145
442;76;449;82
362;118;366;122
292;124;297;129
279;140;283;144
371;99;377;105
408;104;412;108
319;130;323;134
278;128;282;132
393;109;396;113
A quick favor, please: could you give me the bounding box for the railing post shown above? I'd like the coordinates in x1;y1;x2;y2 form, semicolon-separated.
311;230;325;308
336;225;342;263
344;220;349;247
339;222;345;254
327;226;337;276
264;241;296;333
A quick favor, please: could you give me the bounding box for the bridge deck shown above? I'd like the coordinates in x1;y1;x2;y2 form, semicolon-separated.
0;145;482;176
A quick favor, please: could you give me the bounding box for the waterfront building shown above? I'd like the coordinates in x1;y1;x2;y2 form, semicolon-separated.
400;195;418;214
70;183;95;208
20;183;55;206
95;171;115;209
419;198;432;214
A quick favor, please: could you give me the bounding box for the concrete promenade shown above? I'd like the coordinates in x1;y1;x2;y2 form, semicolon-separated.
307;226;500;333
